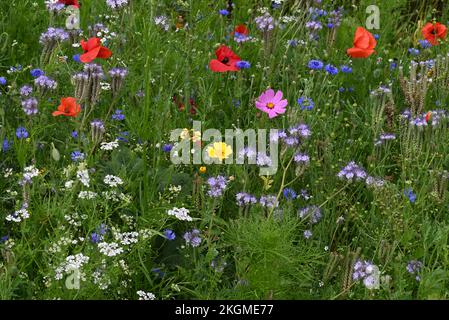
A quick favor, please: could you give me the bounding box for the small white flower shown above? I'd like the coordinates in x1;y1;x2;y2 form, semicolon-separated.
100;140;119;151
137;291;156;300
78;191;98;199
3;168;13;178
98;242;124;257
64;180;74;189
76;169;90;187
104;175;123;187
167;207;193;221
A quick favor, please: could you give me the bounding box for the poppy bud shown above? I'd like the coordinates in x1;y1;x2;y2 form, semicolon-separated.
425;111;432;123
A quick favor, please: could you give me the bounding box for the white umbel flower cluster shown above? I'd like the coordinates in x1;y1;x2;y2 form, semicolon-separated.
55;253;90;280
104;175;123;187
137;291;156;300
167;207;193;221
98;242;124;257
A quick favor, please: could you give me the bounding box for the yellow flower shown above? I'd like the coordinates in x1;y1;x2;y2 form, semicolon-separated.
207;142;232;161
199;166;207;174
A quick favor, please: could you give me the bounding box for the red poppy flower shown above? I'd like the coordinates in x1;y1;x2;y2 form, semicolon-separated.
58;0;80;7
347;27;377;58
233;24;249;36
422;22;447;45
79;37;112;63
52;97;81;117
426;111;432;123
209;45;241;72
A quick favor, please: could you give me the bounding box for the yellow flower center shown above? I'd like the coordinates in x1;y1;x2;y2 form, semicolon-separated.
266;102;275;109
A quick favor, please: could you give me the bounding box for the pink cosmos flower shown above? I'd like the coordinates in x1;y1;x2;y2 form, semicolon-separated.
255;89;287;119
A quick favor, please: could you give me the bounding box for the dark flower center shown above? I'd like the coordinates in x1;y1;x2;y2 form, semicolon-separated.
221;57;229;64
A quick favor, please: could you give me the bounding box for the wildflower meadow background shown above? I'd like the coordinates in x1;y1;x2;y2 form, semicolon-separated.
1;0;449;300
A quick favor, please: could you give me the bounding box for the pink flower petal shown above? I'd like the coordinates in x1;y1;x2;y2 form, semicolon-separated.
276;99;288;108
256;101;266;109
259;89;274;103
272;90;284;103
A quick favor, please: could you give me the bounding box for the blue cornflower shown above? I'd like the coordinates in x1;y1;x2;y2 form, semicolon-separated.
98;223;108;235
374;34;380;40
0;77;6;85
340;65;352;73
272;1;281;9
2;138;11;152
390;61;398;70
219;9;229;16
71;130;78;139
408;48;420;56
283;188;297;200
71;150;85;162
117;131;129;143
288;39;298;47
297;96;315;110
236;60;251;69
232;99;241;108
30;68;45;78
406;260;423;281
339;87;346;93
73;54;81;63
418;39;432;49
16;126;28;139
112;109;125;121
91;232;102;244
151;268;165;277
325;64;338;75
404;188;416;203
162;144;173;152
308;59;324;70
163;229;176;240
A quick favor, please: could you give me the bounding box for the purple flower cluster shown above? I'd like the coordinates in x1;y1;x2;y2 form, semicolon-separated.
236;192;257;206
183;229;202;247
84;63;105;78
327;8;343;28
234;32;250;43
255;12;275;31
45;1;65;13
272;123;311;148
34;75;57;90
20;85;33;97
305;21;322;31
39;27;69;44
21;97;38;115
337;161;367;181
206;175;228;197
237;148;272;167
406;260;423;281
293;152;310;165
259;195;279;208
374;133;396;146
298;205;322;224
106;0;129;10
353;260;378;289
109;67;128;79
